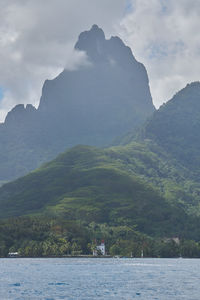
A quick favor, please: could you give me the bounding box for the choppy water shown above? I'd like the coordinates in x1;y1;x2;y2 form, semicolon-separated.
0;258;199;299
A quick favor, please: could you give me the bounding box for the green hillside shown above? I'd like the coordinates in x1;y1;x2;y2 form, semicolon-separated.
141;82;200;171
0;144;199;241
116;83;200;215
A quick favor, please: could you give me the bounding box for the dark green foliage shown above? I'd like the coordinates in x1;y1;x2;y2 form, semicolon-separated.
0;217;89;257
1;216;200;258
0;145;199;241
116;83;200;215
141;82;200;171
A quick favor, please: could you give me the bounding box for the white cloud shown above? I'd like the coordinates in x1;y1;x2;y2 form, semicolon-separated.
0;0;126;122
118;0;200;107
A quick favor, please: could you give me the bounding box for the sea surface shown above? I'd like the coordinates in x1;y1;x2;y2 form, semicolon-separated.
0;257;199;299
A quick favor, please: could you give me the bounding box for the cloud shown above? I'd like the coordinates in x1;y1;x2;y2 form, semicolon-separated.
118;0;200;107
0;0;126;122
0;87;4;100
1;0;200;122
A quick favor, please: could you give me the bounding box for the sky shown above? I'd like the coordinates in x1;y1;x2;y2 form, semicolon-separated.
0;0;200;122
0;87;4;101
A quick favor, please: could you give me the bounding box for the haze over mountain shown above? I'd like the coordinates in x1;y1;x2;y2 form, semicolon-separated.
0;25;155;182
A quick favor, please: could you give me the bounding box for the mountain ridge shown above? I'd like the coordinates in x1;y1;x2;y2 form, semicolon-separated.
1;81;200;245
139;81;200;171
0;24;155;181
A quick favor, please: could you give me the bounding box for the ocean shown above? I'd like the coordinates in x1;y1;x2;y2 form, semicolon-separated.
0;257;199;299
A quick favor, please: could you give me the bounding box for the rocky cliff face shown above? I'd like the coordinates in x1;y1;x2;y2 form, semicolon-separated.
0;25;155;181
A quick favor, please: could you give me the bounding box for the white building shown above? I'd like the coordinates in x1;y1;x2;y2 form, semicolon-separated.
8;252;19;257
93;241;105;256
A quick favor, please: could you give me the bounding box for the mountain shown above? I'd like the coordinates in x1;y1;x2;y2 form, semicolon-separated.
2;93;200;245
0;24;155;182
112;82;200;215
0;144;194;238
140;82;200;172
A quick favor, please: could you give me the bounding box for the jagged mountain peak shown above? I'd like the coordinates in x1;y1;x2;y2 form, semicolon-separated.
74;24;135;65
75;24;105;50
4;104;36;126
0;25;155;181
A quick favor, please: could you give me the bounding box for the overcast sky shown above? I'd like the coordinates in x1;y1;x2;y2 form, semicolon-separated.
0;0;200;122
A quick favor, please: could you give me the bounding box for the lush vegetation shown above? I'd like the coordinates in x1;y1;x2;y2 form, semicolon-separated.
117;83;200;215
141;82;200;171
0;144;200;242
1;216;200;258
1;82;200;257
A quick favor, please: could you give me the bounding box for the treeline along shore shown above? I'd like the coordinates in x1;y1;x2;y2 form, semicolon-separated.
1;217;200;259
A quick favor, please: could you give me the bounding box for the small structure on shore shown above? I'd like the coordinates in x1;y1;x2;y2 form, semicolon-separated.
8;252;19;258
93;240;105;256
